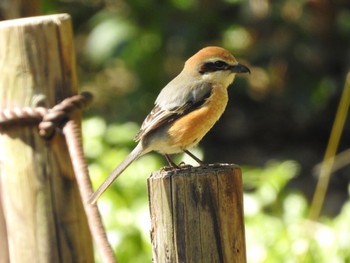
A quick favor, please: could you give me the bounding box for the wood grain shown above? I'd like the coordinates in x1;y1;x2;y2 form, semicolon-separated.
148;164;246;263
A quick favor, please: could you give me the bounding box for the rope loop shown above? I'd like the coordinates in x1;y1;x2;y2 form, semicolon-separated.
0;91;93;139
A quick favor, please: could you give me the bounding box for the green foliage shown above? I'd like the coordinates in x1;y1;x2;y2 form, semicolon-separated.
83;117;155;262
39;0;350;261
243;162;350;263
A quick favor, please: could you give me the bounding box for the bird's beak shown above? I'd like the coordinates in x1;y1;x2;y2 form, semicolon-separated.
230;63;250;74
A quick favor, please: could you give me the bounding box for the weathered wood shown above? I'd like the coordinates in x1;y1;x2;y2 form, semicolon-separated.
148;164;246;263
0;14;94;263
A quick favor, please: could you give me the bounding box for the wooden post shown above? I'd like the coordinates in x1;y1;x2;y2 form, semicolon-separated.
148;164;246;263
0;14;94;262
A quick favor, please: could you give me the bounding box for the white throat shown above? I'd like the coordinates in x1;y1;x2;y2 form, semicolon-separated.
202;71;236;88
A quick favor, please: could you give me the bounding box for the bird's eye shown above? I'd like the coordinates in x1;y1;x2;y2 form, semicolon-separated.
199;60;229;74
214;61;227;69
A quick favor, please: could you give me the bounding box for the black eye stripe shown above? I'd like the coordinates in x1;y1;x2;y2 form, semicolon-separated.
199;60;229;74
214;61;227;68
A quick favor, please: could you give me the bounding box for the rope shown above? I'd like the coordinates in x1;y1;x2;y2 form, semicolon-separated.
0;92;117;263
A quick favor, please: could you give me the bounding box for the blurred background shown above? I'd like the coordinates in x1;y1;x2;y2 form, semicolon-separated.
2;0;350;262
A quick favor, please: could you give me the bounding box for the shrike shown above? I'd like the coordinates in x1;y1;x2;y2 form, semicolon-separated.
89;46;250;204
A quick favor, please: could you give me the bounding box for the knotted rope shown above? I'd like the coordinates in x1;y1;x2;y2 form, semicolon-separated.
0;92;116;263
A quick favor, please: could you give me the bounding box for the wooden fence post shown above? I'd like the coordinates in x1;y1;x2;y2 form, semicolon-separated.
0;14;94;262
148;164;246;263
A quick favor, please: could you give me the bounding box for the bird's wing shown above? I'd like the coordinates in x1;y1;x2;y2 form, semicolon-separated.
134;81;212;142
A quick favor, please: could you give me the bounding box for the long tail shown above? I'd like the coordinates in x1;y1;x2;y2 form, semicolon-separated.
89;142;147;204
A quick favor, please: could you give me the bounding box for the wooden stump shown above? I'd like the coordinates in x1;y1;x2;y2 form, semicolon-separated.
0;14;93;263
148;164;246;263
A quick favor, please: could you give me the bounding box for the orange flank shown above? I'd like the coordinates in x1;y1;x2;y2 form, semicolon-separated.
168;84;229;149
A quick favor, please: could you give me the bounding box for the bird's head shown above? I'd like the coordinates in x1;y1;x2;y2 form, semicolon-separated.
184;46;250;87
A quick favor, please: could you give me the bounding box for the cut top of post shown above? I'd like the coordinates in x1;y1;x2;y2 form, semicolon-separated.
0;13;70;28
0;13;77;109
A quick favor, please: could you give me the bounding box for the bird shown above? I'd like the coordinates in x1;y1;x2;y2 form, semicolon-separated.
89;46;250;204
